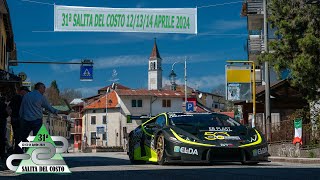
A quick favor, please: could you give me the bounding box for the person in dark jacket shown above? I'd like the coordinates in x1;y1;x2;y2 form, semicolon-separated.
8;86;30;154
0;96;9;161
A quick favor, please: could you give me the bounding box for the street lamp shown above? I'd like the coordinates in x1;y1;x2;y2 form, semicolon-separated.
169;58;188;106
169;62;178;91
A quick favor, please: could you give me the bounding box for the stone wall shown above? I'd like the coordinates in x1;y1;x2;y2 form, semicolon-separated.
268;142;320;158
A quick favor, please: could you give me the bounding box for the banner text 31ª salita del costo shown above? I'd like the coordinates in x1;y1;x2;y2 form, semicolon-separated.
54;5;197;34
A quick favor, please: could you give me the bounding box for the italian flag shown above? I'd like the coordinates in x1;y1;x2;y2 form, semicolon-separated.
293;118;302;145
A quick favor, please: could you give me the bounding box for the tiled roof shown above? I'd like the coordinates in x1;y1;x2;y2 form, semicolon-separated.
149;39;161;60
84;91;118;110
99;83;130;91
116;89;185;98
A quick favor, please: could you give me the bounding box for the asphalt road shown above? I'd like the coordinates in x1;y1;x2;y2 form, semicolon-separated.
1;152;320;180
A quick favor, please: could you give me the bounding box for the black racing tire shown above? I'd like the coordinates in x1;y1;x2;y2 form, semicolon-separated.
128;136;146;165
156;134;168;165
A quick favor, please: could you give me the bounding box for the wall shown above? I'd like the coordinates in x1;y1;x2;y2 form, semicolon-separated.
268;142;320;158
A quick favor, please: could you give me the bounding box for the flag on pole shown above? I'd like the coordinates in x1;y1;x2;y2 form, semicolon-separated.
293;118;302;145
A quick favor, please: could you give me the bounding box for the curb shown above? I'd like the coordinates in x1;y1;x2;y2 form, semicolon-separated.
269;157;320;164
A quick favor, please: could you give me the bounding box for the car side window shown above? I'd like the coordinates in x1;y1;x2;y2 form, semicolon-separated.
155;115;166;128
143;118;156;135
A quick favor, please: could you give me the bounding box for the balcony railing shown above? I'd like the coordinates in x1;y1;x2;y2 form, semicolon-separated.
247;0;264;15
248;35;265;54
74;127;82;134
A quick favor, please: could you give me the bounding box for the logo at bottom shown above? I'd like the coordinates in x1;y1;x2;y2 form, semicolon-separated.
6;125;71;173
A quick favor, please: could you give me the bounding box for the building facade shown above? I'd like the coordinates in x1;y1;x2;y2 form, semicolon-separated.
82;89;185;149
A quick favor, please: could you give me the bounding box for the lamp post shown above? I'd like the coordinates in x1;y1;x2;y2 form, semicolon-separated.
169;62;178;91
169;58;188;107
105;87;110;147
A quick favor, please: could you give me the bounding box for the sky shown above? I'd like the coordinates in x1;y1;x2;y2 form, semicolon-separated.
8;0;248;97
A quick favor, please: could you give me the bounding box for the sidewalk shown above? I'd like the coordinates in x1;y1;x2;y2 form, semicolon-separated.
269;156;320;164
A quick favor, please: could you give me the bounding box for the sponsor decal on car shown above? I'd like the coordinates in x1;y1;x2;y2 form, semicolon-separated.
209;127;232;132
252;147;268;156
204;132;241;141
174;146;198;155
249;135;258;143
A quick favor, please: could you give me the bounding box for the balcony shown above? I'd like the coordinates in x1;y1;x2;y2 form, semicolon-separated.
247;0;264;15
248;34;265;54
72;127;82;134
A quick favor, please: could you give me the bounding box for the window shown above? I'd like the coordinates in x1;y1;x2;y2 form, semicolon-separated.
132;100;136;107
155;115;166;128
103;133;107;140
132;99;142;107
162;99;171;107
103;116;107;124
92;110;96;113
76;120;79;126
91;132;96;145
91;116;96;124
137;100;142;107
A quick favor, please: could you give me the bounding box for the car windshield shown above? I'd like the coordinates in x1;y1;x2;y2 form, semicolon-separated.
169;113;241;129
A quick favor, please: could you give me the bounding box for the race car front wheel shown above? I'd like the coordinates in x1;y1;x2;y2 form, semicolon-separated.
156;134;167;165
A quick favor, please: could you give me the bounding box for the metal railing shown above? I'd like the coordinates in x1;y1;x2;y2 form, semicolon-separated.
255;120;314;147
247;0;264;15
248;35;265;53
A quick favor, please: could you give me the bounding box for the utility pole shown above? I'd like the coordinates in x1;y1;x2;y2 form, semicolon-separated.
263;0;271;140
184;57;187;105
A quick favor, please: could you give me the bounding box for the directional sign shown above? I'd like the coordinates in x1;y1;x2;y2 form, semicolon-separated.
80;65;93;81
186;102;194;112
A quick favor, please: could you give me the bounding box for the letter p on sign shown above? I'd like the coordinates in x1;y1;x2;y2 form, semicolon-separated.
186;102;194;112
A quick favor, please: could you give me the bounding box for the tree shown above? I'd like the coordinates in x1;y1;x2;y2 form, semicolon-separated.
60;89;82;103
45;80;63;105
258;0;320;101
51;80;60;95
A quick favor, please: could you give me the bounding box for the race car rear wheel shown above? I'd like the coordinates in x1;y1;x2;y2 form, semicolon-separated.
156;134;167;165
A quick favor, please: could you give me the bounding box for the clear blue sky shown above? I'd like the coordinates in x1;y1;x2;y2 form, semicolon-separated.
8;0;248;97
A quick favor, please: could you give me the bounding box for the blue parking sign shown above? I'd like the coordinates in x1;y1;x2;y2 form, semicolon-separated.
186;102;194;112
80;65;93;81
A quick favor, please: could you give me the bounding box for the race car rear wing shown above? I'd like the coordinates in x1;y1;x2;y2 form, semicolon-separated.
126;115;154;123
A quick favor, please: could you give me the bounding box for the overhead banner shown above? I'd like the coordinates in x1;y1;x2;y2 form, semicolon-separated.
54;5;197;34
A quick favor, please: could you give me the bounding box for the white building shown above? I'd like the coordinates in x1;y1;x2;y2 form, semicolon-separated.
82;89;184;148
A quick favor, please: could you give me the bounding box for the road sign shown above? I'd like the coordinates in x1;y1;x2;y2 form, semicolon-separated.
96;126;105;135
18;72;27;81
80;65;93;81
186;102;194;112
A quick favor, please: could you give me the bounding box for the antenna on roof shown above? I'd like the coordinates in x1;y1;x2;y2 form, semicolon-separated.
109;69;119;84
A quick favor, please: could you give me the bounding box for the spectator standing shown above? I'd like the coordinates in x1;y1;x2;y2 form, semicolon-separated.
8;86;30;153
0;96;9;161
19;82;68;142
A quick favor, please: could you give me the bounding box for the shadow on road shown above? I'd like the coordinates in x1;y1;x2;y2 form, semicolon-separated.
1;168;319;180
63;156;131;168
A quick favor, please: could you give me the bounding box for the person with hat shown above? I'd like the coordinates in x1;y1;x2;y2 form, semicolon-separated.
8;86;30;154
